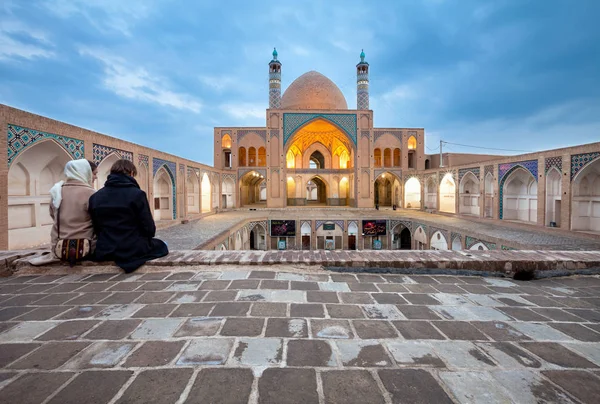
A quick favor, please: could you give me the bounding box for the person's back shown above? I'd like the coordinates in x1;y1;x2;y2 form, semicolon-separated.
89;159;168;272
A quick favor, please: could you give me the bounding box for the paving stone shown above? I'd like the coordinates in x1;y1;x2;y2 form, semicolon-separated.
96;304;144;319
497;307;551;321
116;368;192;404
169;291;207;303
542;370;600;404
66;292;112;305
132;304;178;318
85;319;142;340
137;281;174;291
165;281;201;292
287;339;336;367
432;275;463;284
520;342;598;368
177;338;233;365
130;318;182;339
330;274;357;282
220;317;264;336
46;283;84;293
321;370;385;404
548;322;600;342
260;280;289;289
191;272;221;280
551;296;596;309
432;293;474;306
0;322;16;333
433;305;512;322
492;370;577;404
439;371;514;404
379;369;454;403
169;303;214;317
475;342;542;368
258;368;318;404
564;308;600;322
0;372;18;389
356;274;386;283
405;284;438;293
510;322;574;341
248;270;276;279
228;279;260;289
339;292;375;304
36;320;99;341
237;290;270;301
347;282;378;292
47;370;132;404
353;320;398;338
386;341;445;367
396;305;441;320
135;292;175;303
1;321;58;342
64;341;136;368
108;282;144;291
203;290;238;301
83;273;119;282
0;372;74;404
124;340;186;367
362;304;405;320
433;321;489;340
199;280;230;290
290;303;324;317
290;281;319;291
75;282;112;292
310;319;355;339
99;292;144;304
306;291;339;303
470;321;532;341
430;342;498;371
327;304;365;318
211;302;250;316
9;341;90;369
393;321;446;340
563;343;600;366
522;295;564;307
0;343;41;367
31;293;79;305
372;293;408;304
265;318;308;338
232;338;283;366
185;368;253;404
219;271;250;280
275;273;305;281
250;302;287;317
58;305;106;319
0;307;34;321
163;272;195;281
0;294;43;306
433;284;466;294
269;290;306;303
174;317;222;337
531;308;587;322
318;282;350;292
459;285;495;294
403;293;441;305
336;340;392;367
376;283;408;292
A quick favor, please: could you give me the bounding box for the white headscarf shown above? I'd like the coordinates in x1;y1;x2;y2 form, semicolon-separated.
49;159;94;209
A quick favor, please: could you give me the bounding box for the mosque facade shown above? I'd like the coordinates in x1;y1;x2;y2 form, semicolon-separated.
1;50;599;251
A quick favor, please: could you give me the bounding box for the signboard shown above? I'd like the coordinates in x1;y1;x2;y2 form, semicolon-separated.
362;220;387;236
325;239;335;250
323;223;335;231
278;240;287;250
373;239;382;250
270;220;296;237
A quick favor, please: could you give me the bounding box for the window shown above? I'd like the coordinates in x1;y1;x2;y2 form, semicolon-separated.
393;148;400;167
238;147;246;166
374;148;382;167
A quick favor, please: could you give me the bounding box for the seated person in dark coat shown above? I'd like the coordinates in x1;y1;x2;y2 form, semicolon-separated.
89;159;168;272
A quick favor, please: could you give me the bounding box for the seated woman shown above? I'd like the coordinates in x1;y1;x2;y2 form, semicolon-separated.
89;159;168;272
48;159;97;259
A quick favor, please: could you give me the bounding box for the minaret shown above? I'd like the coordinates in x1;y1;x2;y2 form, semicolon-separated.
269;48;282;109
356;49;369;110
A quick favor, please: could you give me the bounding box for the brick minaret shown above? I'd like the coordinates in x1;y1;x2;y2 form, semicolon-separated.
356;49;369;110
269;48;282;109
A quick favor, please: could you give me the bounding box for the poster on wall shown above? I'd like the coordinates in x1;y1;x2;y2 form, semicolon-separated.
270;220;296;237
373;239;382;250
362;220;387;236
325;239;335;250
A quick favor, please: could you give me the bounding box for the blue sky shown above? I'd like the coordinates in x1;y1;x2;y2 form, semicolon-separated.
1;0;599;166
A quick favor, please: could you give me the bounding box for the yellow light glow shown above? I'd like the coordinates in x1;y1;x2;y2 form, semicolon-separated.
404;177;421;209
221;134;232;149
341;177;348;181
287;176;293;181
408;136;417;150
286;150;295;169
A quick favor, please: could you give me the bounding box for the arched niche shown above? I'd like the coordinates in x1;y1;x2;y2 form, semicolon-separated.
238;147;247;166
375;172;401;207
484;172;494;218
571;157;600;232
187;171;200;214
138;163;149;195
222;177;236;209
459;172;480;216
347;221;358;250
243;227;249;249
239;171;264;207
95;152;121;189
201;173;212;213
451;237;462;251
414;226;427;250
315;221;343;250
221;133;232;149
258;147;267;167
153;166;174;221
235;231;242;250
430;231;448;250
425;176;437;209
469;242;489;251
391;224;411;250
8;139;72;249
251;223;267;250
404;177;421;209
545;167;562;227
439;174;456;213
502;167;537;223
306;176;328;204
301;222;312;250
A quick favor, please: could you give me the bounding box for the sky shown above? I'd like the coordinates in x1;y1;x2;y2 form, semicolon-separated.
1;0;599;166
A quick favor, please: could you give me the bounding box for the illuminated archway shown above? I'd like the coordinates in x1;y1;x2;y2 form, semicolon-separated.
439;174;456;213
404;177;421;209
375;173;400;207
201;173;211;213
571;157;600;232
425;176;437;209
222;177;235;209
187;170;200;214
502;167;537;223
153;166;174;221
306;177;328;204
430;231;448;250
459;172;480;216
239;171;264;206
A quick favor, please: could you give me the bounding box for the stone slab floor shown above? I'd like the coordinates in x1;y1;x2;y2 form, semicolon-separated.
0;269;599;403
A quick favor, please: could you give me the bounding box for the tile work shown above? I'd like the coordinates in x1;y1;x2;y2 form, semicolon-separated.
0;270;599;403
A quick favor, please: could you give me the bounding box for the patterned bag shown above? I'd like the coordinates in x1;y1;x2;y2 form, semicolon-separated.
53;200;91;267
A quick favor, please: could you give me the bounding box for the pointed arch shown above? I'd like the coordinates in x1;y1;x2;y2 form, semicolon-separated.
430;231;448;250
545;167;562;227
201;172;211;213
500;166;537;223
238;147;247;166
425;176;437;209
187;170;200;214
95;151;122;190
258;147;266;167
459;171;480;216
571;156;600;232
221;133;232;149
153;165;176;220
484;172;494;218
439;173;456;213
404;177;421;209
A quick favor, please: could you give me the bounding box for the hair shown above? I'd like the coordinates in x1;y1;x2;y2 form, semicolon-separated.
87;160;97;172
110;159;138;177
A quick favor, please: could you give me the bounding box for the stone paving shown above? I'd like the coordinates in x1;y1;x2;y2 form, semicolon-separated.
156;209;600;250
0;268;599;403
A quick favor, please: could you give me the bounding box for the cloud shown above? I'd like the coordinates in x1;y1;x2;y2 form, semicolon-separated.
220;102;266;120
44;0;159;36
199;75;239;92
0;19;54;61
80;48;202;113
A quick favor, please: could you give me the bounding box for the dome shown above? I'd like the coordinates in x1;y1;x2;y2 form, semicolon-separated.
281;71;348;110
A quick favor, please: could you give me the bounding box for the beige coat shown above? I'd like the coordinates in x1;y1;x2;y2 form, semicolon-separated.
50;180;96;251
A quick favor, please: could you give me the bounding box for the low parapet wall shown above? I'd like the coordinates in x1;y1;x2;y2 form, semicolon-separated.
3;250;600;280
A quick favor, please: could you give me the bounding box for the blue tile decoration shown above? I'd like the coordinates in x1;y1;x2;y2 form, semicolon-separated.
544;156;562;174
283;113;357;146
390;220;412;234
153;157;177;220
570;152;600;181
138;154;149;167
484;165;494;178
373;130;402;144
465;236;496;250
498;160;538;220
458;167;480;184
428;226;448;240
92;143;133;164
269;130;279;139
360;130;370;139
451;232;462;244
7;124;84;167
